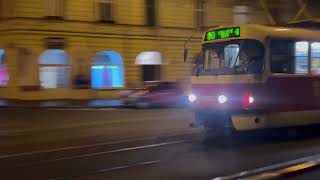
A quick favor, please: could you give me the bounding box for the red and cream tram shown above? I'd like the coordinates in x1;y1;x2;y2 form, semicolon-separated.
187;24;320;135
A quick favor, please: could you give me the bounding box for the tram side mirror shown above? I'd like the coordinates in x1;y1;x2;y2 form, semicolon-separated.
184;48;188;63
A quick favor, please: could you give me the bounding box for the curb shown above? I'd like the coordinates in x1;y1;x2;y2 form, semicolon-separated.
248;159;320;179
0;105;124;109
0;99;124;109
213;154;320;180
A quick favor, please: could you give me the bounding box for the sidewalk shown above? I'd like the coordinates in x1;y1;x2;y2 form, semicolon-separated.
0;99;123;108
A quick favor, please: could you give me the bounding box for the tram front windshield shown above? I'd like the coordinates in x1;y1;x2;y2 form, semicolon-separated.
195;39;265;75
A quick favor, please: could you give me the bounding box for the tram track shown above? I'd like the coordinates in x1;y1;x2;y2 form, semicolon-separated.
8;140;188;168
4;129;320;180
47;159;166;180
1;132;200;180
0;132;199;159
47;160;164;180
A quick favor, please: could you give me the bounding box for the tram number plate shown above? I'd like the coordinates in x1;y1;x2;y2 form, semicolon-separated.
313;81;320;97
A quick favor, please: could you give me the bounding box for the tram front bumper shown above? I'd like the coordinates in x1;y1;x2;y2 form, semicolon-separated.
191;109;266;130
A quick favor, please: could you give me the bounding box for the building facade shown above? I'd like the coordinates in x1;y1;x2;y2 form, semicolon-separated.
0;0;268;100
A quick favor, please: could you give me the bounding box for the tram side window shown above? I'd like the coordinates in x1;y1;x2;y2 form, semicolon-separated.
295;41;309;74
311;42;320;75
271;40;294;74
271;40;309;74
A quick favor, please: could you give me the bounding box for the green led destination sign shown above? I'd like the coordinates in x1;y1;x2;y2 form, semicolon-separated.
205;27;240;41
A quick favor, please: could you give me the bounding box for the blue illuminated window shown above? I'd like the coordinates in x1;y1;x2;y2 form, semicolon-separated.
0;49;9;86
92;51;125;89
39;50;70;89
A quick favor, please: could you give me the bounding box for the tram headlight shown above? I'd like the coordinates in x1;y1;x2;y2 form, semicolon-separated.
218;95;227;104
188;94;197;102
249;96;254;104
245;95;254;104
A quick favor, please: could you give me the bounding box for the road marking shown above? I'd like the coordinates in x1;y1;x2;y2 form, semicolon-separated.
0;131;197;160
48;108;120;111
212;154;320;180
0;134;188;159
2;120;140;134
14;140;186;167
48;160;162;180
98;166;128;172
48;178;64;180
0;116;174;135
98;160;162;172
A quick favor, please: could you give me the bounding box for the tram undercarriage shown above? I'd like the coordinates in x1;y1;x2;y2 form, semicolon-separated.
192;110;320;133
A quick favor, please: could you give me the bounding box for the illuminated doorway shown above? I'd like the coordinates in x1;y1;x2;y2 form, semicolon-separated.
135;51;162;82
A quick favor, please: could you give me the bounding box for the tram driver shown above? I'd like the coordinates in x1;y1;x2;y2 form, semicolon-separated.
237;41;264;74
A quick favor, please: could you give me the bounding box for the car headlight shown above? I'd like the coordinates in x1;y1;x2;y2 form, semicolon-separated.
188;94;197;102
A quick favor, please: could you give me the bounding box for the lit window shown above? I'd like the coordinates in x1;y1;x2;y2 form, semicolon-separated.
295;41;309;74
92;51;124;89
311;42;320;75
0;49;8;86
39;50;70;89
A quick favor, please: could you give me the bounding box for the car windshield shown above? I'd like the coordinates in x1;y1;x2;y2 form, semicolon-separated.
194;39;265;75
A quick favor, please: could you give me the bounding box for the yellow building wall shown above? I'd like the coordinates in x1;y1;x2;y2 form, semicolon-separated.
116;0;146;25
158;0;195;28
14;0;45;18
11;0;269;26
65;0;95;21
204;0;234;27
203;0;268;27
0;0;15;18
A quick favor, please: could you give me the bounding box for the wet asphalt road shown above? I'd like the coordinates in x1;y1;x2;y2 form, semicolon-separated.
1;108;320;180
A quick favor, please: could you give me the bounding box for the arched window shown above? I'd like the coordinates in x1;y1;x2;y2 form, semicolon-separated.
39;49;70;89
0;49;9;86
92;51;124;89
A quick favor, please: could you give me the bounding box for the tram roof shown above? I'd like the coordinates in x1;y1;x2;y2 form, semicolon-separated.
202;24;320;44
